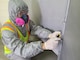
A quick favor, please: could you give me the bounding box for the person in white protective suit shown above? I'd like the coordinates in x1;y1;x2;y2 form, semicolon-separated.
1;0;61;60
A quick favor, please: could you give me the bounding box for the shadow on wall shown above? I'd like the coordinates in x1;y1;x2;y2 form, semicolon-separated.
32;51;57;60
31;0;42;25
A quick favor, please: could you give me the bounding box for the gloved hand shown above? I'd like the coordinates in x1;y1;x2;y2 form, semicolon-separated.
42;37;61;50
48;31;61;38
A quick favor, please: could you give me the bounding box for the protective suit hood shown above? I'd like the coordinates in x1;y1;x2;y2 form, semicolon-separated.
8;0;28;23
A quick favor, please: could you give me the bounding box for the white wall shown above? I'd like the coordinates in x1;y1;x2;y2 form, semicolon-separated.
0;0;9;25
60;0;80;60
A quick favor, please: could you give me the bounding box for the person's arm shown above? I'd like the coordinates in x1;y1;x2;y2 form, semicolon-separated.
29;20;52;40
1;30;43;58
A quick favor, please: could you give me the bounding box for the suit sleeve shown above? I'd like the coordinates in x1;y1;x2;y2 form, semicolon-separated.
29;20;52;39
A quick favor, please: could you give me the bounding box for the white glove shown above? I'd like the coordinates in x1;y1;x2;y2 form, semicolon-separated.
43;37;61;50
48;31;61;38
